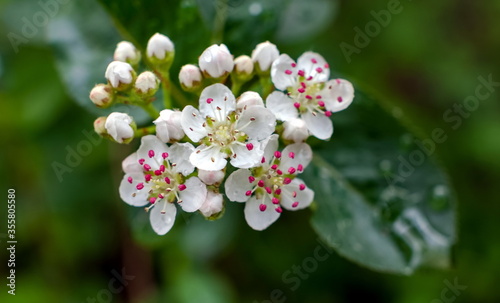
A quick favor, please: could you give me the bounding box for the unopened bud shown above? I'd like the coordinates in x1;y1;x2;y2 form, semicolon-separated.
236;91;264;111
199;44;234;79
233;55;254;82
135;71;159;97
93;116;108;136
179;64;203;92
251;41;279;74
89;84;114;108
146;33;175;65
104;112;136;144
114;41;141;66
198;169;225;185
282;118;309;142
199;190;224;219
105;61;136;91
153;109;184;143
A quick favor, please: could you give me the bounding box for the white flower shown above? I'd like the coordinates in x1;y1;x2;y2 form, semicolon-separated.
233;55;254;78
198;169;225;185
104;112;135;144
105;61;135;89
236;91;264;111
114;41;141;65
119;135;207;235
199;44;234;78
135;71;159;96
225;135;314;230
179;64;203;90
269;52;355;140
199;190;224;218
89;84;113;108
181;84;276;171
282;118;309;142
153;109;184;143
251;41;279;73
146;33;174;60
93;116;107;136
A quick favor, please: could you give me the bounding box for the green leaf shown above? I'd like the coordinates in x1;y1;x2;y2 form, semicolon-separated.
305;89;456;275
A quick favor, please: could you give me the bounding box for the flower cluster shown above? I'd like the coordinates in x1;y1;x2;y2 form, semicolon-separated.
90;33;354;235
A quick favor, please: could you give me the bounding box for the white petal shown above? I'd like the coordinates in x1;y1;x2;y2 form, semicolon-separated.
322;79;355;113
119;173;150;207
178;177;206;212
198;169;225;185
302;111;333;140
199;84;236;119
169;142;196;176
266;91;298;121
281;178;314;211
261;134;279;165
282;118;310;142
236;106;276;140
199;191;224;217
236;91;264;111
271;54;297;90
181;106;208;142
154;110;184;143
225;169;254;202
137;135;169;169
190;145;227;171
296;52;330;83
280;143;313;173
122;152;142;174
244;196;280;231
150;201;176;235
230;141;263;169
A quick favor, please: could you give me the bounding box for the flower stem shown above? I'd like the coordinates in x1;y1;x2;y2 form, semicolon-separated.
134;125;156;137
161;74;173;109
231;80;242;96
211;0;228;44
260;76;275;99
139;103;160;119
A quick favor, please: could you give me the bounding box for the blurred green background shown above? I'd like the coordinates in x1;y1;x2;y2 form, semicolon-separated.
0;0;499;302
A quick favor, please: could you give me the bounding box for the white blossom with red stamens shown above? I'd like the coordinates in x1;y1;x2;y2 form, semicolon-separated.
225;135;314;230
268;52;355;140
180;84;276;171
119;135;207;235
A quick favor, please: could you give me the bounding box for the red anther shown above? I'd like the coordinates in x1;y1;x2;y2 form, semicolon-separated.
143;164;151;171
299;184;306;191
271;164;278;170
265;187;272;194
246;190;252;196
275;207;283;213
297;164;304;172
162;152;169;159
155;170;162;176
337;96;343;103
136;183;144;190
316;95;322;99
283;177;292;184
298;87;305;93
248;176;255;183
178;184;187;191
292;202;299;208
274;151;282;158
288;167;296;174
291;63;297;67
148;150;155;158
258;180;265;187
127;177;133;184
292;191;297;198
259;204;267;212
276;170;283;175
298;70;305;77
311;58;317;64
318;101;325;107
336;79;341;84
301;82;307;88
324;63;329;68
149;197;156;204
285;69;292;75
305;95;313;100
164;177;171;184
306;76;313;81
315;67;323;73
246;143;254;151
275;188;282;195
145;174;152;182
261;157;266;163
160;165;166;172
206;98;213;104
138;158;145;165
294;102;301;109
158;194;164;199
325;111;332;117
288;152;295;159
272;197;280;204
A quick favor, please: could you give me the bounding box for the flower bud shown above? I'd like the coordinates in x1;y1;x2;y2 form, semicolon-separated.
233;55;254;82
236;91;264;111
199;190;224;219
93;116;108;136
89;84;114;108
198;169;225;185
153;109;184;143
113;41;141;66
146;33;175;64
104;112;136;144
134;71;159;97
282;118;309;142
199;44;234;78
105;61;136;91
179;64;203;92
251;41;279;74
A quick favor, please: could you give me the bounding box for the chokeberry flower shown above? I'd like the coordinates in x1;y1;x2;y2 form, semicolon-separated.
181;84;276;171
251;41;279;73
104;112;136;144
225;135;314;230
114;41;141;66
268;52;354;140
105;61;136;90
153;109;184;143
199;44;234;78
119;135;207;235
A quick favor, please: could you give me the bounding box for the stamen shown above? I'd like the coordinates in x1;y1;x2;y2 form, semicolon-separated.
246;143;254;151
275;188;282;195
148;150;155;158
294;102;301;109
248;176;255;183
138;158;145;165
261;157;266;163
154;170;162;176
305;95;312;100
291;63;297;67
275;207;283;213
297;164;304;172
298;70;305;77
318;101;325;107
337;96;343;103
178;184;187;191
315;67;323;73
245;190;252;196
288;152;295;159
145;174;152;182
206;98;213;104
283;177;292;184
311;58;317;64
272;197;280;204
301;82;307;88
292;202;299;208
274;151;281;158
336;79;341;84
164;177;171;184
143;164;151;171
136;183;144;190
325;111;332;117
149;197;156;204
259;204;267;212
257;180;265;187
276;170;283;175
265;187;272;194
271;164;278;170
324;63;329;68
160;165;165;172
316;95;322;99
288;167;296;174
298;88;305;93
292;191;297;198
299;184;306;191
285;69;292;75
162;152;169;159
127;177;133;184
